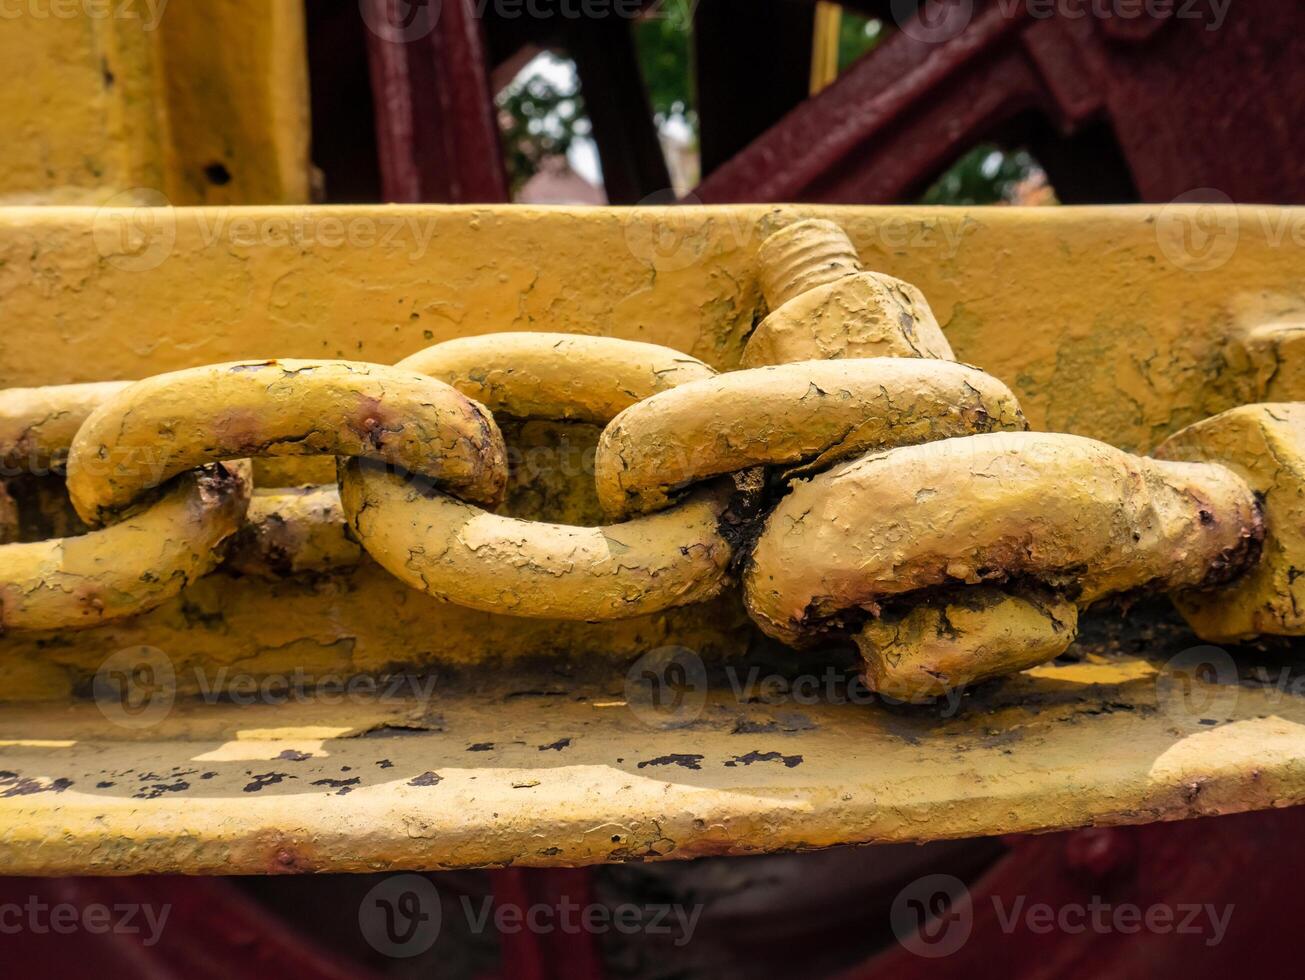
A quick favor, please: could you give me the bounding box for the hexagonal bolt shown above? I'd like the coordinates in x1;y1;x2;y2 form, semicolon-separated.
744;218;955;367
1155;403;1305;641
858;587;1079;703
1225;320;1305;404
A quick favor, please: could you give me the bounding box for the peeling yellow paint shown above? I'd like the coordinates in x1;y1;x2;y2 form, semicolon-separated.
1157;403;1305;639
2;205;1305;871
0;462;249;631
0;0;308;205
65;359;508;522
746;432;1261;646
594;358;1025;518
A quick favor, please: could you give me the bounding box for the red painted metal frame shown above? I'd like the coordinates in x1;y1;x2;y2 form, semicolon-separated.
362;0;510;203
4;809;1303;976
696;0;1305;204
844;806;1305;978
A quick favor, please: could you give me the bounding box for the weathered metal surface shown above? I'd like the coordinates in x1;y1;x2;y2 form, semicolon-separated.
695;0;1305;205
594;358;1025;518
0;0;309;205
0;381;131;474
746;431;1263;698
1157;403;1305;640
396;332;717;423
3;204;1297;452
340;469;745;619
0;613;1303;875
0;462;249;631
2;204;1305;874
746;219;954;365
64;358;508;522
226;486;362;580
362;0;508;203
749;431;1262;636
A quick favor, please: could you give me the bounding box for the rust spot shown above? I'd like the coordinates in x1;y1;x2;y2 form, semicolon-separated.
243;772;294;793
723;750;804;768
636;754;703;771
351;396;396;451
311;777;361;795
212;407;265;453
0;772;73;797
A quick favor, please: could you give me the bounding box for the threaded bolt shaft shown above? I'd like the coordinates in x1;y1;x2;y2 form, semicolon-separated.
757;218;863;310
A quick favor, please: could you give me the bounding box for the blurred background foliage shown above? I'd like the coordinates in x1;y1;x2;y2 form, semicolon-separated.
496;4;1047;204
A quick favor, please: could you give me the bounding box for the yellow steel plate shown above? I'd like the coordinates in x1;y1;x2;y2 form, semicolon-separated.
0;609;1301;875
2;205;1305;872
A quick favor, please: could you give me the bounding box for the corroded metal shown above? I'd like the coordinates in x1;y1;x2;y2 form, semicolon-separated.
225;486;361;580
1156;403;1305;640
594;357;1025;519
345;335;751;618
0;381;131;475
396;332;716;422
744;219;954;367
2;205;1305;875
65;359;509;522
745;431;1260;649
0;462;249;632
341;467;746;620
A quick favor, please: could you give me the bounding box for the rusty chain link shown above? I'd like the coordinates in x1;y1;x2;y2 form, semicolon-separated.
2;218;1303;706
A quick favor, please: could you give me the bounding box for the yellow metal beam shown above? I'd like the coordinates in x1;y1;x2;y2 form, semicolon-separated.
0;645;1299;875
3;205;1305;871
0;0;309;205
0;204;1297;451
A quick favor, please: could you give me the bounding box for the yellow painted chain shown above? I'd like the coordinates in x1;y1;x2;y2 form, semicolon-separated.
1;218;1302;706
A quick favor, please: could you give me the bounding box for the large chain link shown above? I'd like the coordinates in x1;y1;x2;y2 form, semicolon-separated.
1;218;1302;705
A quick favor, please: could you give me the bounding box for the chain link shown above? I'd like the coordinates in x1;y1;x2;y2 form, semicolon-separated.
1;218;1302;708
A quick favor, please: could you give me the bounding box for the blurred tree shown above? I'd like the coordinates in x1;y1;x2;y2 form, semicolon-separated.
837;12;883;69
633;1;695;123
496;55;589;193
496;6;1046;204
922;145;1046;205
